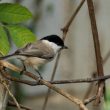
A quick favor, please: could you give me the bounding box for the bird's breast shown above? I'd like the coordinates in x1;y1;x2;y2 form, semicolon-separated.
24;57;48;69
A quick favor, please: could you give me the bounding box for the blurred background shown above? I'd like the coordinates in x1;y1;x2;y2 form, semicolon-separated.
1;0;110;110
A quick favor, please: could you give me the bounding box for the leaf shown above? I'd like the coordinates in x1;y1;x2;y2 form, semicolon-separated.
7;25;36;47
0;26;10;55
0;3;32;24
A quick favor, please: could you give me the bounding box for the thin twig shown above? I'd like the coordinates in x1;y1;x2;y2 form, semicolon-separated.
87;0;105;105
83;73;96;101
0;78;21;110
61;0;85;39
46;74;110;84
84;95;96;105
2;70;110;86
8;100;31;110
42;0;85;110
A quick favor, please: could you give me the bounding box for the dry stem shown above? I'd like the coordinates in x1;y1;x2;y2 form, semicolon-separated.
87;0;105;105
8;100;31;110
0;77;21;110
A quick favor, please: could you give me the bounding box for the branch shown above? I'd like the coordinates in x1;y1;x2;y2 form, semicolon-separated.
8;100;31;110
42;0;86;110
0;60;88;110
84;95;96;105
61;0;85;39
0;78;21;110
49;75;110;84
1;70;38;86
2;69;110;85
87;0;105;105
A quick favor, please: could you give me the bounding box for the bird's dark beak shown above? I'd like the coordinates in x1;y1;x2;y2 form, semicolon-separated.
63;45;68;49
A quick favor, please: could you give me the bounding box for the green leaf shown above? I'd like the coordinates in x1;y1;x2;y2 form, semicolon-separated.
7;25;36;47
0;26;10;55
0;3;32;24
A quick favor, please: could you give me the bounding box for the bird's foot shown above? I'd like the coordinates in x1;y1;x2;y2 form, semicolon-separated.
20;69;26;75
3;67;7;71
39;74;43;79
35;69;43;79
37;77;41;83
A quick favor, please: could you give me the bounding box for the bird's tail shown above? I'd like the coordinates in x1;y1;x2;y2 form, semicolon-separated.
0;53;15;60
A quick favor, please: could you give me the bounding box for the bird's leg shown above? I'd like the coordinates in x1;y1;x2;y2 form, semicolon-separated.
3;66;7;71
20;62;26;75
35;69;43;79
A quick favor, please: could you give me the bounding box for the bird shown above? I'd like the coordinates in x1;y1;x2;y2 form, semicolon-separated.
0;35;68;78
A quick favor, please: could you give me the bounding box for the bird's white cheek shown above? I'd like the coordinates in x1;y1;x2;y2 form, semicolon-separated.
42;40;61;53
50;42;61;53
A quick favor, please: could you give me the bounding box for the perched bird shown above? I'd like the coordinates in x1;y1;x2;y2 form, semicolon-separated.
0;35;68;78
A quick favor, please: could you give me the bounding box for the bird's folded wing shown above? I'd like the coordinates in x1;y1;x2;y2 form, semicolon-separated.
17;48;54;59
15;41;55;59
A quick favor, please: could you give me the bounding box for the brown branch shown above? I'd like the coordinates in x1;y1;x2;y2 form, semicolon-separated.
0;60;88;110
83;49;110;105
1;71;38;86
61;0;85;40
83;73;96;101
84;95;96;105
86;0;105;105
0;78;21;110
0;60;21;72
2;69;110;86
40;78;88;110
42;0;86;110
49;75;109;84
8;100;31;110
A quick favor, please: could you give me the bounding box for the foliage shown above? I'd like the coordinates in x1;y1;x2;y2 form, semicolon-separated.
0;26;10;55
7;25;36;47
0;3;36;55
104;88;110;110
0;3;32;24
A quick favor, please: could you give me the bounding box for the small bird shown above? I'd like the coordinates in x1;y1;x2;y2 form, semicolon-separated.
0;35;68;78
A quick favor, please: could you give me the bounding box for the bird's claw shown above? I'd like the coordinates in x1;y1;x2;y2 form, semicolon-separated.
37;76;43;84
20;69;26;75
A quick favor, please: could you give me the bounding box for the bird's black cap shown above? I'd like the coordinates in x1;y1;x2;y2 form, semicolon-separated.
40;35;68;49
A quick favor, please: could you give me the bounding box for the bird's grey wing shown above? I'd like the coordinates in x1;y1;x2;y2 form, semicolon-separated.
22;50;54;59
15;42;55;59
